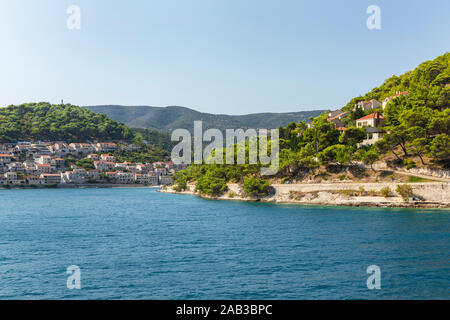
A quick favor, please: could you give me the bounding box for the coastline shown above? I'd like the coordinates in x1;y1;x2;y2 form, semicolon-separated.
0;183;163;190
159;182;450;209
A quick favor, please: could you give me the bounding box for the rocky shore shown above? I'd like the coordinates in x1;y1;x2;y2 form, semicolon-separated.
159;182;450;208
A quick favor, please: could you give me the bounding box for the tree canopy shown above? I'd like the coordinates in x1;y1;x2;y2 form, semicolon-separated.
0;102;134;142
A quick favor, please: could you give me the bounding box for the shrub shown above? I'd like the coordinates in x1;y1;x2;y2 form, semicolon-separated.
228;192;236;198
339;174;347;181
173;176;187;192
341;189;359;197
396;184;414;201
394;158;405;167
358;186;366;196
406;160;416;170
289;190;304;200
243;176;271;197
310;191;319;199
380;187;392;197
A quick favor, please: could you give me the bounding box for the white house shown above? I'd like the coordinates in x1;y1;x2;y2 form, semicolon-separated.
159;175;173;185
94;161;115;171
87;170;100;181
35;155;52;165
356;112;386;146
116;172;134;184
95;142;118;152
35;164;54;174
69;143;95;154
356;112;385;128
40;173;62;185
354;99;381;112
62;169;87;184
135;173;159;185
51;142;70;154
26;175;41;185
3;172;19;184
100;154;116;162
154;167;167;176
52;158;65;167
87;154;99;160
7;162;25;172
0;154;11;165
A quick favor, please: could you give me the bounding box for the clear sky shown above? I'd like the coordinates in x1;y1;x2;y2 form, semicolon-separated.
0;0;449;114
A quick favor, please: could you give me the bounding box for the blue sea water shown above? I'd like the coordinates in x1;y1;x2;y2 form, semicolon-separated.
0;187;448;300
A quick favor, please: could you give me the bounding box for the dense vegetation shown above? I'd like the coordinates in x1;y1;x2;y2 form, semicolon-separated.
173;53;450;195
131;127;174;152
343;53;450;111
85;105;325;134
0;102;134;142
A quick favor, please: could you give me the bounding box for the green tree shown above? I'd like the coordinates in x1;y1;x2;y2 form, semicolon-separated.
243;176;271;197
339;127;367;147
427;134;450;161
361;149;379;172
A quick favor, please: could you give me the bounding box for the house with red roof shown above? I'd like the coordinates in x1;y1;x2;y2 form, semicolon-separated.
356;112;386;146
100;154;116;162
0;154;11;165
35;164;55;174
356;112;384;128
327;109;349;128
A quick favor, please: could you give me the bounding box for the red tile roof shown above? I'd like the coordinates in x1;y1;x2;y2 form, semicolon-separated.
357;113;384;121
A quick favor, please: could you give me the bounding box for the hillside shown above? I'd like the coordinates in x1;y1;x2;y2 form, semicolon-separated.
344;52;450;110
0;102;135;143
84;105;325;133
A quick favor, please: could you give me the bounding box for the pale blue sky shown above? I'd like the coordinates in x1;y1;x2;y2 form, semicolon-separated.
0;0;449;114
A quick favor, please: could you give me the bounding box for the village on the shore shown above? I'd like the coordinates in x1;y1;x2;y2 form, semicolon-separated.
0;141;186;187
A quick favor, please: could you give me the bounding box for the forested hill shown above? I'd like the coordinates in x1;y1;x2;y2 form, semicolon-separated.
84;105;325;133
0;102;136;143
344;52;450;110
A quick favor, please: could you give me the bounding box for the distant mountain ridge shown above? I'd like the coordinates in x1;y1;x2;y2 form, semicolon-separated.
84;105;325;133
